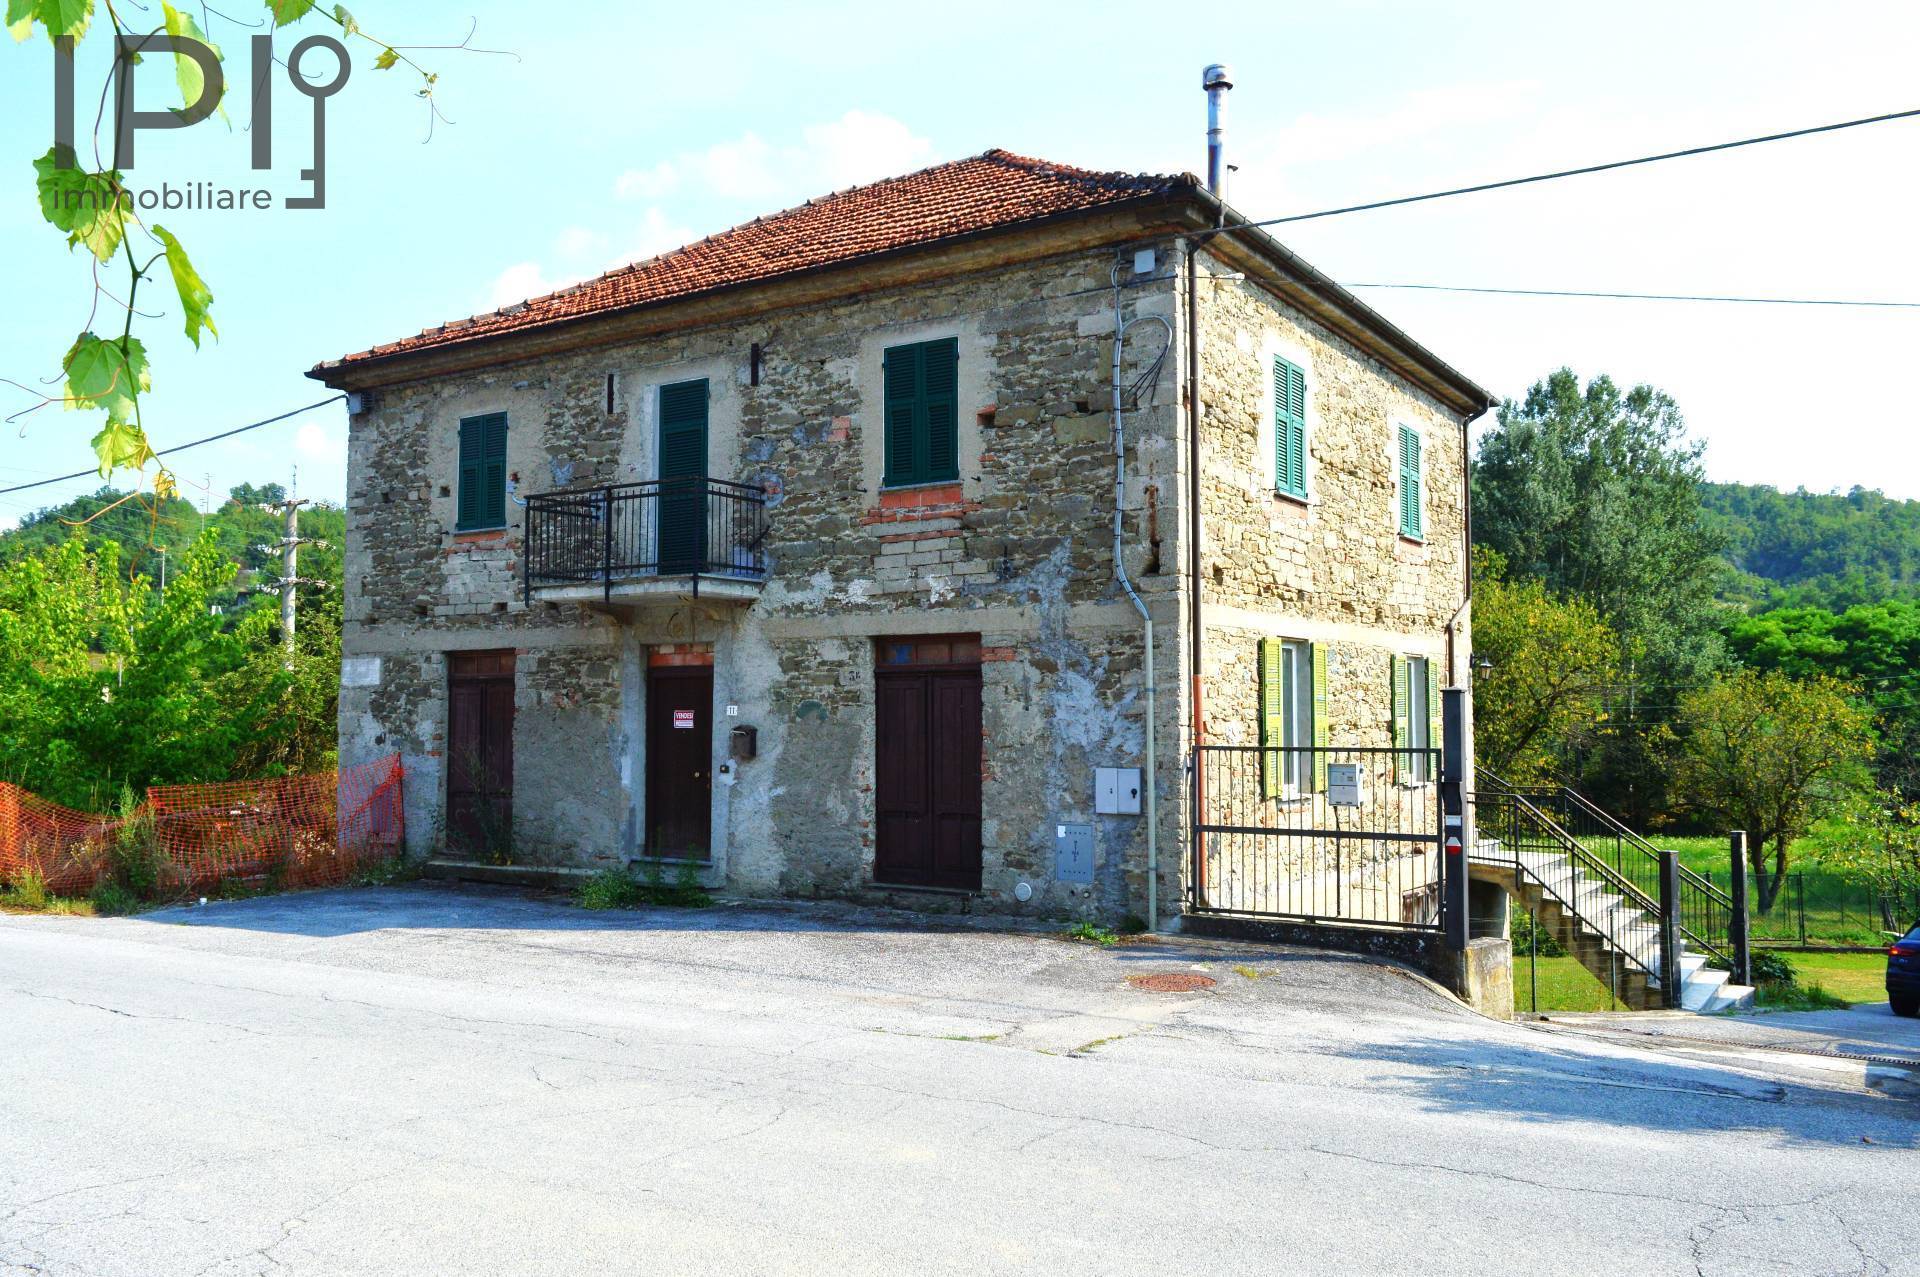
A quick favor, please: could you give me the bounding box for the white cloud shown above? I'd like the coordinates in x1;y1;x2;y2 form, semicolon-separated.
613;160;679;202
612;111;935;209
610;209;700;270
487;112;936;312
294;421;344;464
488;261;558;308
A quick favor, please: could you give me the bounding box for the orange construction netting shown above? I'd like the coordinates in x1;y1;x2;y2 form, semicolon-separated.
0;754;405;899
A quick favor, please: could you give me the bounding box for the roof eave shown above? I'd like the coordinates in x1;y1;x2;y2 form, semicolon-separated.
309;187;1199;391
1176;192;1496;421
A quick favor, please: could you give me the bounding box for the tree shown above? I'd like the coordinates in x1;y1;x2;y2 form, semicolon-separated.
1474;369;1728;820
1475;369;1725;681
6;2;470;487
1825;794;1920;934
1470;550;1621;782
1726;599;1920;800
0;533;333;808
1670;671;1876;913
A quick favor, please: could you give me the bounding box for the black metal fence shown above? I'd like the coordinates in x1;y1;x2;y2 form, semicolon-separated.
524;478;769;602
1693;870;1920;947
1190;745;1444;929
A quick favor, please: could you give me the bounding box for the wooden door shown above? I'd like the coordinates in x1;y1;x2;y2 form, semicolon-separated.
447;650;514;858
874;637;982;890
646;666;714;858
656;378;708;575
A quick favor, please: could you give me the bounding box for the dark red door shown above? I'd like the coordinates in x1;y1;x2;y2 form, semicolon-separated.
647;666;713;858
874;637;982;890
447;650;514;858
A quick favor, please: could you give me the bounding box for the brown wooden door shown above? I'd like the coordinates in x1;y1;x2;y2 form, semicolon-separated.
447;650;514;858
647;666;713;859
874;638;982;890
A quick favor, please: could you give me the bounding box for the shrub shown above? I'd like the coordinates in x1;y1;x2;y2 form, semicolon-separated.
574;863;713;911
87;879;142;916
1749;950;1797;986
1064;920;1119;947
1510;908;1567;957
2;869;50;911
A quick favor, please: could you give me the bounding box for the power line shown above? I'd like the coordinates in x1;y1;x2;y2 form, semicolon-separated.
0;396;345;497
1346;282;1920;308
1210;105;1920;233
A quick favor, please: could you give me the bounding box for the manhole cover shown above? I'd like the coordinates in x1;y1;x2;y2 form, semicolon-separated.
1128;973;1216;993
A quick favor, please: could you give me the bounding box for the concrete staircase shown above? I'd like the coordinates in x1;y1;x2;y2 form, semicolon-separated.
1473;841;1754;1013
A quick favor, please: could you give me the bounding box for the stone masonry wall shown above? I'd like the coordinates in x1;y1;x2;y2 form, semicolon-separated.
339;243;1188;923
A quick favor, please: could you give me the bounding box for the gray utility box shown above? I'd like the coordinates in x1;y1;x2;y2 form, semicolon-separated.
1094;768;1142;815
1055;823;1095;884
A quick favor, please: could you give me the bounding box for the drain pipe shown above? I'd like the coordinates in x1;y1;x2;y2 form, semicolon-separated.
1111;261;1172;928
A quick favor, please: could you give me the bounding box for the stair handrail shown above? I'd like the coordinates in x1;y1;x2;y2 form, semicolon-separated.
1477;787;1663;966
1481;770;1734;955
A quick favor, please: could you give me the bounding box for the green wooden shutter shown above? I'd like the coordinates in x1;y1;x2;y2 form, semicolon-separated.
882;343;920;486
883;338;959;487
922;337;959;482
657;380;709;574
1258;638;1283;799
1274;358;1306;498
456;413;507;531
1426;657;1442;780
1398;425;1422;539
1390;655;1409;783
1310;642;1329;792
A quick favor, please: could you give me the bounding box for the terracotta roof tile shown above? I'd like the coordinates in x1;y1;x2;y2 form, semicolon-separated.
318;150;1189;370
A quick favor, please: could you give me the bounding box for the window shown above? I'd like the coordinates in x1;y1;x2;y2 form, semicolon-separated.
1394;655;1439;782
1397;424;1423;540
882;337;959;487
456;413;507;531
1260;638;1324;796
877;634;982;667
1273;357;1307;499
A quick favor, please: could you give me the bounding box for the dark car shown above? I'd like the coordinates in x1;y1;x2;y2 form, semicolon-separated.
1890;925;1920;1018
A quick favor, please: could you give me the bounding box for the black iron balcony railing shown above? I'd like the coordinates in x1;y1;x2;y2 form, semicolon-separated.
523;478;769;604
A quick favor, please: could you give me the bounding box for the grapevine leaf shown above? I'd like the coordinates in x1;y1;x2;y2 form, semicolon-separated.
373;45;397;70
332;3;357;36
7;0;33;42
90;419;155;476
33;146;126;263
152;225;218;348
64;332;150;425
265;0;313;25
160;2;226;121
31;0;92;40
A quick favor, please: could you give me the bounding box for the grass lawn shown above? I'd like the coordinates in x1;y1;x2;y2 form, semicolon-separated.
1780;951;1889;1005
1513;949;1890;1014
1513;954;1633;1013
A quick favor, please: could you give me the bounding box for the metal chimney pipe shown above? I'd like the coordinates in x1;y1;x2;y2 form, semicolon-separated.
1203;63;1233;201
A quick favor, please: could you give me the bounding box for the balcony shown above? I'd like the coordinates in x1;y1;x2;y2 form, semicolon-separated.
523;478;769;608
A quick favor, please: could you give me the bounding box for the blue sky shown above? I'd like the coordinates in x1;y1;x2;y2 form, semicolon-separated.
4;0;1919;530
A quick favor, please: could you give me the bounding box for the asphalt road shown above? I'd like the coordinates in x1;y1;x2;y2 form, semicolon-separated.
2;884;1914;1276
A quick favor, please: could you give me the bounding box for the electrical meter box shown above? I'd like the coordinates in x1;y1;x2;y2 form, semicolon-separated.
1055;823;1095;884
1094;768;1142;815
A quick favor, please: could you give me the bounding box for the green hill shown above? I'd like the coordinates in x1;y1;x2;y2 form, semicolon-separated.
1700;482;1920;611
0;483;343;617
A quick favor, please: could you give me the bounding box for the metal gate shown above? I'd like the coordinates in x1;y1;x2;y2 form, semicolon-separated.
1190;745;1444;929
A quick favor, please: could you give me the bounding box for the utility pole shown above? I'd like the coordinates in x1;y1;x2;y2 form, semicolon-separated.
260;496;328;670
156;545;168;592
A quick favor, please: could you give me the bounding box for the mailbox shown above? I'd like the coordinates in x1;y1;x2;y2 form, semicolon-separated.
729;724;758;761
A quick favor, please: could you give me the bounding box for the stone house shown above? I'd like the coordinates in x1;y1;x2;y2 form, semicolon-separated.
312;147;1493;927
